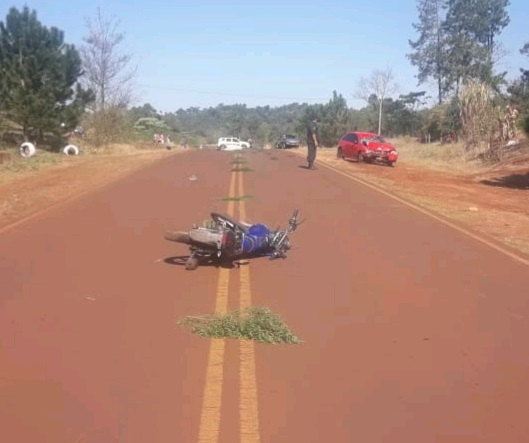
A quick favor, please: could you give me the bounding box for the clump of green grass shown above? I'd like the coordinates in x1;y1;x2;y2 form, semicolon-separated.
220;194;253;201
178;307;302;344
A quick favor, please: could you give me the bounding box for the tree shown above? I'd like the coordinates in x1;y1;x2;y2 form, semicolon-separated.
128;103;160;122
0;7;93;142
355;68;398;135
388;91;428;136
513;40;529;135
80;8;136;111
408;0;448;104
442;0;510;92
318;91;350;146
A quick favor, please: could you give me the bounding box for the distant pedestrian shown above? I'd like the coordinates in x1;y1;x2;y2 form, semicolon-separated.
306;117;320;170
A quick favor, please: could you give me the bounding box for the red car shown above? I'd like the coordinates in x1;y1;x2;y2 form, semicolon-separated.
337;131;398;167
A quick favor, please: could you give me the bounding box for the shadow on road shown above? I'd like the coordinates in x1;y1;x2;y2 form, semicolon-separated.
480;172;529;190
163;256;237;269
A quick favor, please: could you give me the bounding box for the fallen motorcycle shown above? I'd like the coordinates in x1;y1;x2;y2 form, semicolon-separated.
164;210;300;270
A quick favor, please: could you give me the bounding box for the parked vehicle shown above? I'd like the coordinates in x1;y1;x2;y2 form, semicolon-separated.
337;131;398;166
275;134;300;149
217;137;250;151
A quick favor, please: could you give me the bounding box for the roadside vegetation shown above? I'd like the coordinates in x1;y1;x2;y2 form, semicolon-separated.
0;1;528;172
178;307;302;344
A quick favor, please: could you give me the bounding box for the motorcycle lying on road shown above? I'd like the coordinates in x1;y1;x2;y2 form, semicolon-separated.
164;210;300;270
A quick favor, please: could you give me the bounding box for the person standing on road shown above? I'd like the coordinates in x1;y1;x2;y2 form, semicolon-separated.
306;117;320;170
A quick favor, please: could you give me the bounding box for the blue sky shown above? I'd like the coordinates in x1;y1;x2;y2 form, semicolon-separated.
1;0;528;112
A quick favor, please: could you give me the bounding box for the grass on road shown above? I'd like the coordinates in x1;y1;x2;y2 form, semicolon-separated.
178;307;302;344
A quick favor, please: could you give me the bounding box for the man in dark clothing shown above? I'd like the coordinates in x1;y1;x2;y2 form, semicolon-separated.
306;118;320;170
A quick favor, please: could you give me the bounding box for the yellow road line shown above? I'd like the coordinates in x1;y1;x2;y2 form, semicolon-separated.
317;160;529;268
238;166;261;443
227;168;238;218
198;160;261;443
197;170;237;443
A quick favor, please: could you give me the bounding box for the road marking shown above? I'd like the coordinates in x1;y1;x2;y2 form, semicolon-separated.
198;160;261;443
317;160;529;268
238;166;261;443
197;170;237;443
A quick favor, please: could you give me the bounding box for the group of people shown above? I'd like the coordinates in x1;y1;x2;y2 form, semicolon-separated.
153;133;171;144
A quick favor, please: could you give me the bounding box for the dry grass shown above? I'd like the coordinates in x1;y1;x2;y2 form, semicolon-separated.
0;144;172;185
0;145;177;230
386;137;482;173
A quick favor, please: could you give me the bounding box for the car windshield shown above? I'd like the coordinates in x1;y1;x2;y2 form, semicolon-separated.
285;135;297;139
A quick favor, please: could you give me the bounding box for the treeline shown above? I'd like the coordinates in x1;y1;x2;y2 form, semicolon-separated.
1;2;528;154
129;90;431;147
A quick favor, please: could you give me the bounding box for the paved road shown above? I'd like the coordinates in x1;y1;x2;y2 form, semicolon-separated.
1;149;529;442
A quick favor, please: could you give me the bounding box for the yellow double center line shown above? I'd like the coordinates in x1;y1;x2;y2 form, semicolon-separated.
198;164;261;443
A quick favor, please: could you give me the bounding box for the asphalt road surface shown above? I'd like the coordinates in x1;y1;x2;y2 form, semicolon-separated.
1;149;529;443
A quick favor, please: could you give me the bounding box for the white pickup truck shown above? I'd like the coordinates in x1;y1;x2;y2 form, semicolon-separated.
217;137;250;151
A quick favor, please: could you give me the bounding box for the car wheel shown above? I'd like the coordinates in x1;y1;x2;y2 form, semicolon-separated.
337;147;344;159
387;161;395;167
358;151;365;163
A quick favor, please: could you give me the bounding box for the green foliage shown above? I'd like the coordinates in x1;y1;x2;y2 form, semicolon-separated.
131;91;437;147
409;0;510;102
522;115;529;137
317;91;350;146
178;307;302;344
408;0;448;104
129;103;160;121
416;101;461;142
133;117;170;132
0;7;93;142
508;42;529;116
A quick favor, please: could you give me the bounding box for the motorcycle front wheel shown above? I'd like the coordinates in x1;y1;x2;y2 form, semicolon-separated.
185;256;199;270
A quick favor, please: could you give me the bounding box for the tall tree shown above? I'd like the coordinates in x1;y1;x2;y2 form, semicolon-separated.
0;7;92;140
508;40;529;120
355;68;398;135
80;8;136;111
318;91;350;146
442;0;510;91
408;0;448;104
